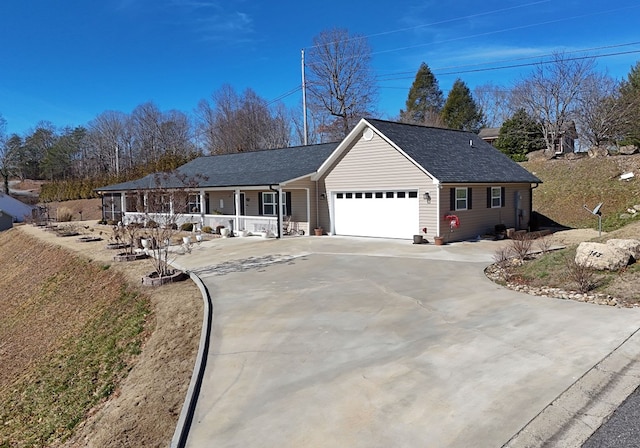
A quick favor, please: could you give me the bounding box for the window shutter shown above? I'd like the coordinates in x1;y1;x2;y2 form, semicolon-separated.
487;188;491;208
467;187;473;210
258;193;263;216
501;187;506;208
285;192;292;215
450;188;455;211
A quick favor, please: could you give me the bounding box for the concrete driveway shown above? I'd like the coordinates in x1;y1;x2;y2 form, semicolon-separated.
172;236;640;447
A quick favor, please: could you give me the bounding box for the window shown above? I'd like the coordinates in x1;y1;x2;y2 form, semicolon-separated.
408;191;418;198
487;187;505;208
455;188;468;210
375;192;383;198
262;192;277;215
365;192;373;198
397;191;406;198
261;192;290;216
187;194;201;213
491;187;501;208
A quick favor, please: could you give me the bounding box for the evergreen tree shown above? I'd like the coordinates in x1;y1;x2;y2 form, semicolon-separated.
494;109;545;161
441;79;484;132
400;62;444;125
620;61;640;146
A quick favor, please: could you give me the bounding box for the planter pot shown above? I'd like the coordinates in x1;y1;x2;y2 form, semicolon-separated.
140;238;150;249
77;236;102;243
141;270;188;287
105;242;129;250
220;228;230;238
182;236;192;245
434;236;444;246
238;230;249;238
413;235;424;244
113;252;149;262
314;228;323;236
196;234;203;242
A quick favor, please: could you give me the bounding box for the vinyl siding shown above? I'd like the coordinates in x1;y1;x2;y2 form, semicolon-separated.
321;129;437;238
440;183;532;241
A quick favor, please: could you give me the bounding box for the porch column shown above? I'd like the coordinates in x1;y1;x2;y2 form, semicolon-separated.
305;188;310;235
277;186;283;238
199;189;205;229
234;189;241;234
120;193;126;224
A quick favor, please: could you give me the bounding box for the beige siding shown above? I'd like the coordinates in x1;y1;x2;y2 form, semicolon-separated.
320;130;437;238
439;184;532;241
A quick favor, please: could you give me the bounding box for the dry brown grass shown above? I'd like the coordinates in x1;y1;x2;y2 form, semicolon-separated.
2;224;202;448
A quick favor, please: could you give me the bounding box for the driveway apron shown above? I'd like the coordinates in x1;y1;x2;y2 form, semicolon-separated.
179;239;640;447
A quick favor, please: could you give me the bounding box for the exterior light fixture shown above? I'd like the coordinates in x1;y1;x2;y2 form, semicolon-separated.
423;192;431;203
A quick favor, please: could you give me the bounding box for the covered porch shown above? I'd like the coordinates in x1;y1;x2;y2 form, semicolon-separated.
104;185;314;237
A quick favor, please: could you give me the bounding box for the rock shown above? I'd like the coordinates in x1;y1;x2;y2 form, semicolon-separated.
620;213;632;220
607;238;640;262
587;146;610;158
619;145;639;155
634;205;640;212
527;149;548;161
575;242;630;271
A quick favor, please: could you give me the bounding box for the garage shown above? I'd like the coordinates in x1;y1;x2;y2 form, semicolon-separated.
333;190;419;239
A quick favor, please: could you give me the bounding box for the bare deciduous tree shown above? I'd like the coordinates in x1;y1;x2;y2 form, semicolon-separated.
576;73;636;148
511;53;595;157
196;85;290;154
306;28;378;140
473;83;513;128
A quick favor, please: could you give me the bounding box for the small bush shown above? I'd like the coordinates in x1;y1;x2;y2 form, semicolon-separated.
146;220;158;228
181;222;194;232
565;254;596;293
510;233;533;262
56;207;74;222
202;226;213;234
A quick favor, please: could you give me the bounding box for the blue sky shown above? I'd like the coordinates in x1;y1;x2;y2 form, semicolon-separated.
1;0;640;136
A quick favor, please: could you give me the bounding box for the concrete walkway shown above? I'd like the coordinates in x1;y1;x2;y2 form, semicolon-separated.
171;236;640;448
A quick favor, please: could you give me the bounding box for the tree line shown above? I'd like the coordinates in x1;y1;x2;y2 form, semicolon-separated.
1;28;640;199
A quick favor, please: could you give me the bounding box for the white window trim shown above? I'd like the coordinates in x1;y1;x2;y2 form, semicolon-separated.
261;192;289;216
491;187;502;208
455;188;468;211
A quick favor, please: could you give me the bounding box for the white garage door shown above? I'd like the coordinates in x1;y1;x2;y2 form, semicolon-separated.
333;190;419;239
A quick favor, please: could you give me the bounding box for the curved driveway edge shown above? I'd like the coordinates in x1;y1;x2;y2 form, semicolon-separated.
170;271;213;448
504;327;640;447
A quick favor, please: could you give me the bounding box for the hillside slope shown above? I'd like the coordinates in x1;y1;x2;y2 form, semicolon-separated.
1;226;202;448
523;154;640;230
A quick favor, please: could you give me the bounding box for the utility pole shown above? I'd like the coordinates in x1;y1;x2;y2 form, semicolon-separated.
301;49;308;146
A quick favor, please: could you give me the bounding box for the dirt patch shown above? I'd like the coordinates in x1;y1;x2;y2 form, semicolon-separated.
14;223;203;448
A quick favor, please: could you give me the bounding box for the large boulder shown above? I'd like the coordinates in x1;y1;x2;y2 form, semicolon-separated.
587;146;610;158
619;145;638;155
607;239;640;262
575;242;630;271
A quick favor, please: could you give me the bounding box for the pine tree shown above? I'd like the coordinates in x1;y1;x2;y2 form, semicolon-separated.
494;109;545;161
400;62;444;125
441;79;484;132
620;61;640;146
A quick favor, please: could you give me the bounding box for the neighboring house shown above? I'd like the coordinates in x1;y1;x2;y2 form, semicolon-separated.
479;122;577;156
0;192;35;223
0;209;14;231
96;118;542;242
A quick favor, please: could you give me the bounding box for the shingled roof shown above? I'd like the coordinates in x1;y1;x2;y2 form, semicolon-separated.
97;142;339;192
366;119;541;184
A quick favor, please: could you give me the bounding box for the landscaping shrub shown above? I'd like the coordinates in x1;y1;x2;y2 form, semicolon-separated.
201;226;213;234
56;207;74;222
180;222;194;232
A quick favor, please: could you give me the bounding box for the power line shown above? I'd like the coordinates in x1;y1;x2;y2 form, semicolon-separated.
371;4;640;57
303;0;551;50
376;42;640;82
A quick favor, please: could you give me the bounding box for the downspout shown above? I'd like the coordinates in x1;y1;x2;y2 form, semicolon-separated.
315;180;319;230
305;187;310;235
269;185;281;239
435;182;441;238
530;183;539;231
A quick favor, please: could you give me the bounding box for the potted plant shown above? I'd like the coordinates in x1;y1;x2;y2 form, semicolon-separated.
434;235;445;246
314;227;323;236
413;227;428;244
